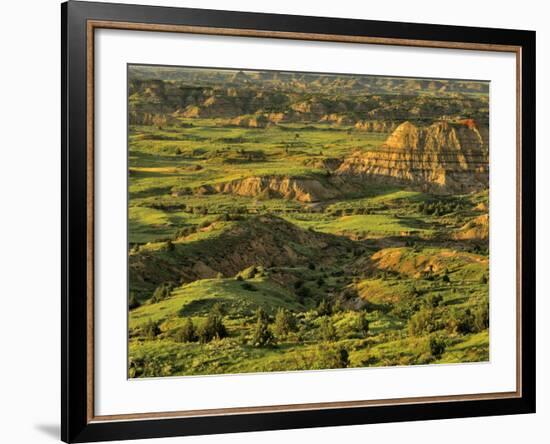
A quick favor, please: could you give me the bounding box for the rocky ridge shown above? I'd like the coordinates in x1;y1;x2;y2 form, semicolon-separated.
337;120;489;193
214;176;340;203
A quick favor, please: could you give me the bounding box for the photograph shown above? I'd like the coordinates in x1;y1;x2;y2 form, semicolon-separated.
127;65;490;378
0;0;542;442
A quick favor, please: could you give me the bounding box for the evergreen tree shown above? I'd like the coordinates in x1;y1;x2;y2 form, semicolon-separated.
355;312;370;338
174;318;197;342
143;319;161;339
317;298;332;316
474;301;490;331
197;311;227;343
319;316;336;342
428;335;446;359
251;308;275;347
273;308;297;338
151;283;173;303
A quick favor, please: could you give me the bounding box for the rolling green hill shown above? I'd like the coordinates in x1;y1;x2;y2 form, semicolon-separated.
127;65;490;378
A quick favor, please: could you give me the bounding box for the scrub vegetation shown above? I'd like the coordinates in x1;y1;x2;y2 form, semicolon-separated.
127;65;489;378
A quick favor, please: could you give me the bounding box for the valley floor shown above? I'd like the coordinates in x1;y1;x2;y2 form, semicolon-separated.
128;119;489;378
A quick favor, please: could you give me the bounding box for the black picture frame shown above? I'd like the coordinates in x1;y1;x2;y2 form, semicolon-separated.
62;1;536;442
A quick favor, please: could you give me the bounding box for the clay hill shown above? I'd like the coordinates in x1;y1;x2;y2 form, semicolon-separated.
337;120;489;193
129;215;353;296
453;213;489;241
214;176;341;203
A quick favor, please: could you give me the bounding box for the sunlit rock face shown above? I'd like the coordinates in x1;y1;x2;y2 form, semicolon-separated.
337;120;489;193
215;176;339;203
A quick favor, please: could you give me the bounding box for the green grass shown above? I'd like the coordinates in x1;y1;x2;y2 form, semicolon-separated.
128;122;388;198
127;117;489;377
129;206;220;243
440;331;490;363
130;276;303;331
283;213;434;237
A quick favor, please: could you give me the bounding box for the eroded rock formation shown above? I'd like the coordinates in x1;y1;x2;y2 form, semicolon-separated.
338;120;489;193
214;176;339;202
454;214;489;241
354;120;399;133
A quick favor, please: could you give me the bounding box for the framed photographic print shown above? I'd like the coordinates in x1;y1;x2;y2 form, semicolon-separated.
61;1;536;442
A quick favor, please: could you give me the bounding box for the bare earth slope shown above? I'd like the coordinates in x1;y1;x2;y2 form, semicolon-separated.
129;215;353;296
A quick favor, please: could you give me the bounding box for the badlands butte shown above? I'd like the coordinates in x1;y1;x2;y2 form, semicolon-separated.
127;66;490;377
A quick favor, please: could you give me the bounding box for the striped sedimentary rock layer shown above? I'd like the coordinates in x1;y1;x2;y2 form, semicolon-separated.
337;120;489;193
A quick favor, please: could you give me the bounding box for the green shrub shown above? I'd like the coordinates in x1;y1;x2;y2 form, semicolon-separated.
174;318;197;342
251;308;275;347
354;312;370;338
197;312;227;343
143;319;161;339
408;308;438;336
241;282;257;292
428;335;446;359
212;302;226;317
273;308;297;338
255;307;269;322
128;356;173;378
151;283;174;303
454;308;476;334
426;293;443;308
295;285;311;302
474;301;489;331
392;298;421;320
317;298;332;316
332;299;343;313
314;344;349;369
446;308;476;334
319;316;337;342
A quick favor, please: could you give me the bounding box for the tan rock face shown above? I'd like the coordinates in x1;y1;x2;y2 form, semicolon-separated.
229;114;268;128
320;114;353;125
454;214;489;241
215;176;338;203
384;121;421;149
338;120;489;193
354;120;398;133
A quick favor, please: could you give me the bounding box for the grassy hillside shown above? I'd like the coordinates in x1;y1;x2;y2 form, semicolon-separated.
127;66;490;378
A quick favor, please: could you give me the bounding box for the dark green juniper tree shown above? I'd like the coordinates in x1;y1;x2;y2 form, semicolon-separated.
319;316;337;342
251;308;275;347
174;318;197;343
355;312;370;338
273;308;297;338
143;319;161;339
197;311;227;343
